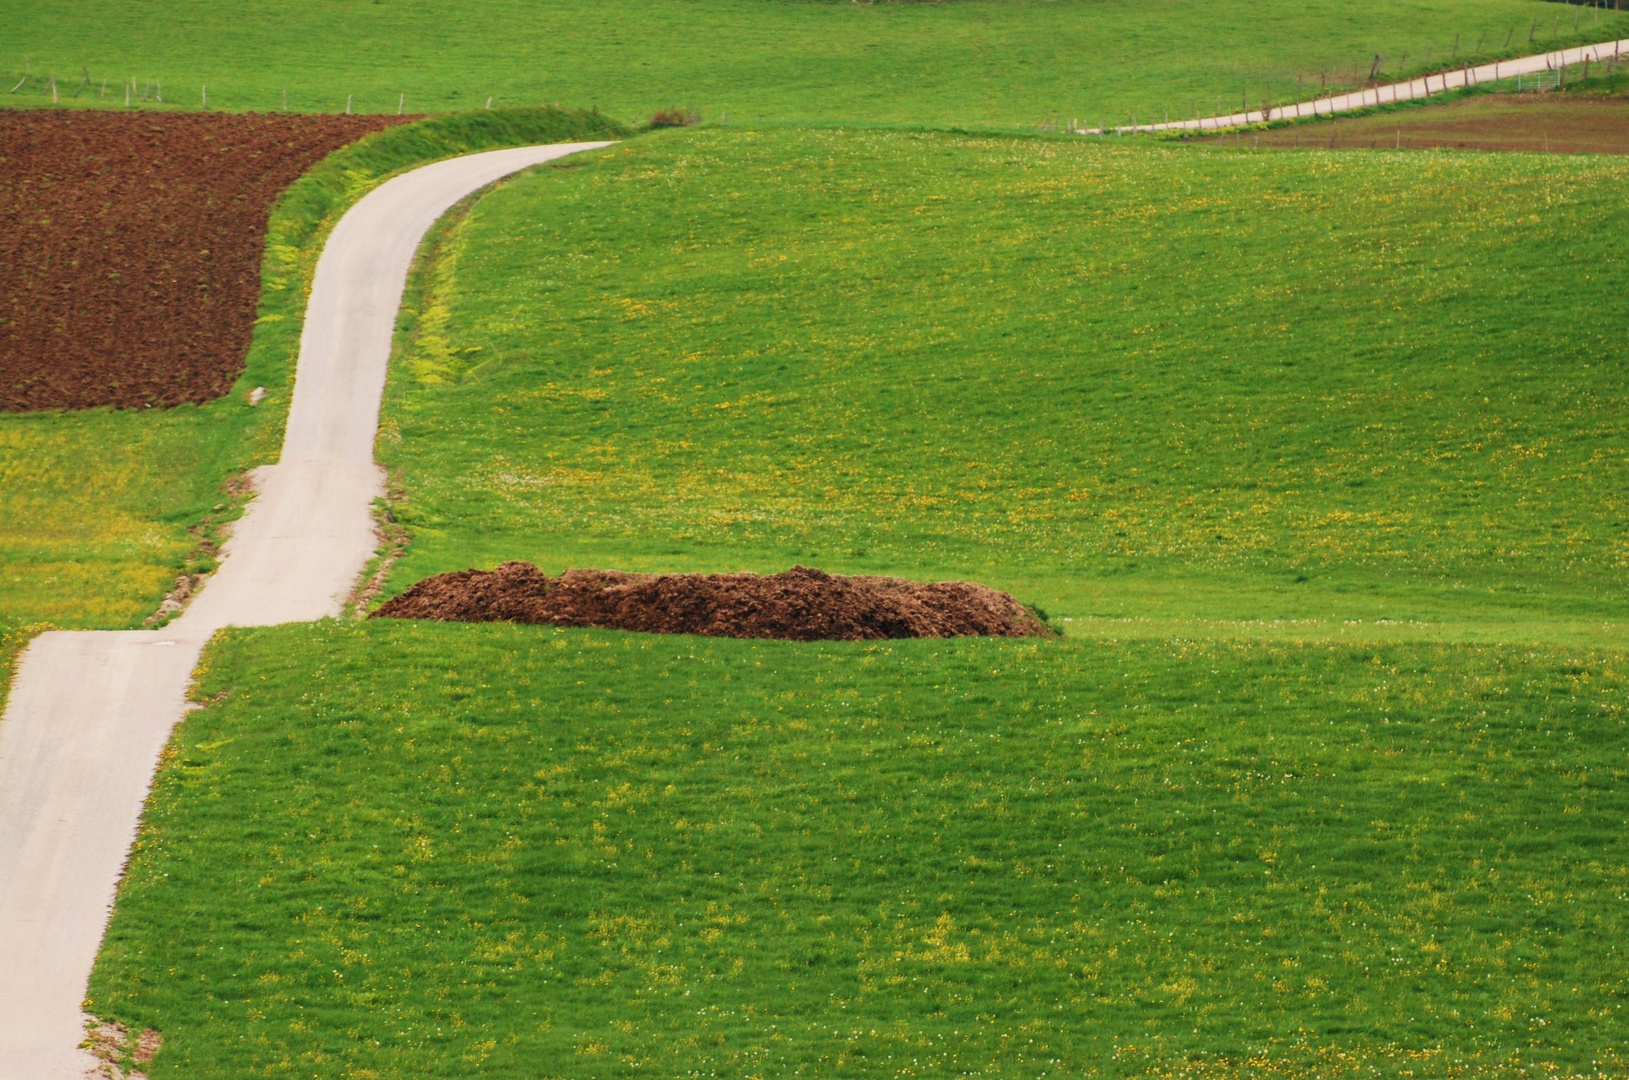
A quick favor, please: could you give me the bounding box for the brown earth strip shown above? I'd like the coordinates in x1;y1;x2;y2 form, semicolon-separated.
1193;93;1629;153
374;562;1053;641
0;111;408;411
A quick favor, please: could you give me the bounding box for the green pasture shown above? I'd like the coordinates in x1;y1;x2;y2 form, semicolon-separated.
377;126;1629;646
4;0;1624;127
0;107;626;704
81;125;1629;1076
91;620;1629;1077
5;10;1621;1072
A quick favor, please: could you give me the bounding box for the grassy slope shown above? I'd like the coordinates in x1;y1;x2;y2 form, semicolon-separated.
87;129;1629;1077
0;108;626;704
92;620;1629;1077
3;0;1624;126
377;127;1629;645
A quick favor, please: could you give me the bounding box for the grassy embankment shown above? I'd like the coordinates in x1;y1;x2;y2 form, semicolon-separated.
0;107;626;704
2;0;1624;127
89;129;1629;1077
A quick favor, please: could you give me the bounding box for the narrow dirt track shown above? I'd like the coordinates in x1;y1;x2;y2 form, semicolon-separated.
0;140;613;1079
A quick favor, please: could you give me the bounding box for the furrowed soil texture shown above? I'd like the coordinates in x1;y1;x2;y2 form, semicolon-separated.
88;620;1629;1077
374;562;1051;640
0;110;404;411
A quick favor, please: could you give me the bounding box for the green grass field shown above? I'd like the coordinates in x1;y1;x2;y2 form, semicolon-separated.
81;126;1629;1077
90;620;1629;1077
0;108;625;705
8;1;1628;1071
4;0;1623;127
376;126;1629;646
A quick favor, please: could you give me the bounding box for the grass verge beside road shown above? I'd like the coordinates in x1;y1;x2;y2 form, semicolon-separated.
90;619;1629;1077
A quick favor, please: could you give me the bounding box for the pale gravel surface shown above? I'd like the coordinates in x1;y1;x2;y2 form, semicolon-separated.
0;141;612;1079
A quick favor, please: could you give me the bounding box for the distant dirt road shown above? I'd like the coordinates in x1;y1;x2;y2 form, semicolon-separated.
0;140;613;1080
1098;36;1629;133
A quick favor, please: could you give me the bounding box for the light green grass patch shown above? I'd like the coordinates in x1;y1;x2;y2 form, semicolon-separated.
378;126;1629;645
3;0;1623;127
91;619;1629;1077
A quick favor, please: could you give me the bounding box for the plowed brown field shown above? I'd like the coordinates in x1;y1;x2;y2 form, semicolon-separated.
0;111;407;411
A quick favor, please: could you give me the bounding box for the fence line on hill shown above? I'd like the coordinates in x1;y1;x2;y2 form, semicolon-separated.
1091;36;1629;135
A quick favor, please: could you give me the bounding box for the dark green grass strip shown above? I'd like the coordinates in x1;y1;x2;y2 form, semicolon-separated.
92;621;1629;1077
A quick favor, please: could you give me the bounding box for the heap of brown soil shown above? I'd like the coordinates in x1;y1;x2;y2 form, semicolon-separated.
0;110;407;411
373;563;1053;641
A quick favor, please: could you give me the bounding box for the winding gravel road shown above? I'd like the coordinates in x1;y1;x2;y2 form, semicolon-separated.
0;140;612;1079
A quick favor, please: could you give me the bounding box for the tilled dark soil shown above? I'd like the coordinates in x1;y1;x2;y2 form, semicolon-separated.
0;110;407;411
374;562;1053;641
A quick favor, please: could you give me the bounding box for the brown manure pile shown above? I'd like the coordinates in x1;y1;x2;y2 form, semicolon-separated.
374;562;1053;641
0;110;407;411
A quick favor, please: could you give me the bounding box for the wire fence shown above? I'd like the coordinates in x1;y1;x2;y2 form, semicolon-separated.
0;67;492;114
1516;69;1565;90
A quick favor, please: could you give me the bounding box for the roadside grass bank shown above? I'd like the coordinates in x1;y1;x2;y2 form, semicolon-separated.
378;125;1629;647
3;0;1622;128
90;619;1629;1077
0;107;627;708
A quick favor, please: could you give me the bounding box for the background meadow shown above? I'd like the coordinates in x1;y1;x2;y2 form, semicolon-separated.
3;0;1623;127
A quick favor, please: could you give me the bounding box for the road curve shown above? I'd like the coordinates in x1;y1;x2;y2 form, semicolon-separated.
1095;37;1629;134
0;140;613;1079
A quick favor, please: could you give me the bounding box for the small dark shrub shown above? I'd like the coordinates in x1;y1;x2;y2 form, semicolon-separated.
648;107;699;129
